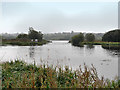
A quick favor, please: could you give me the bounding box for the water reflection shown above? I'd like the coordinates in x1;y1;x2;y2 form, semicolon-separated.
29;46;36;65
29;46;35;58
101;44;120;79
86;45;95;49
101;45;120;56
102;45;120;50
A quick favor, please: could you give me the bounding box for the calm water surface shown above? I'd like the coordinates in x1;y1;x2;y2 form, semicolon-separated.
0;40;119;80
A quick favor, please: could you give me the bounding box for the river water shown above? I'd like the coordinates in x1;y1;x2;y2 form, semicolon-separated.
0;40;119;80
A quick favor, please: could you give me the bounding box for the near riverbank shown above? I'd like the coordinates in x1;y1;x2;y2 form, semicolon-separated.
1;60;119;88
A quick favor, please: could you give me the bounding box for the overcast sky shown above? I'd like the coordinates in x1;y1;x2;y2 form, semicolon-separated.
0;1;118;33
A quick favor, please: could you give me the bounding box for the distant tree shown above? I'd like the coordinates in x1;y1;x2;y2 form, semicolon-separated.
71;31;74;34
85;33;95;42
37;31;43;41
102;29;120;42
17;34;28;39
71;33;84;46
28;27;43;42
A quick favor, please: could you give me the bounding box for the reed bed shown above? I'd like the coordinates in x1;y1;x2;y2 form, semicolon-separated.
83;41;120;45
2;39;49;46
1;60;119;88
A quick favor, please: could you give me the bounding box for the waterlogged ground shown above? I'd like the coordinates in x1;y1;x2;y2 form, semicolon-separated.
0;40;119;80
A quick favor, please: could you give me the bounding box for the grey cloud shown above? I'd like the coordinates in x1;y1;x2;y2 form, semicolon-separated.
14;4;117;33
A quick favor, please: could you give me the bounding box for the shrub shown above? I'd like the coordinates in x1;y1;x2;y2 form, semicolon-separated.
102;29;120;42
71;33;84;46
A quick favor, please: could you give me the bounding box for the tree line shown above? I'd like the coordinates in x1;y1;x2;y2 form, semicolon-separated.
71;29;120;46
71;33;95;46
102;29;120;42
43;32;103;41
17;27;43;42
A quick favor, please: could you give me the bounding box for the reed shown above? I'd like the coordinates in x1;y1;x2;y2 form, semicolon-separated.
2;39;49;46
1;60;119;88
83;41;120;45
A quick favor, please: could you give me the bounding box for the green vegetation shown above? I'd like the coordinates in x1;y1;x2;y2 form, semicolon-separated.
1;60;119;88
84;41;120;50
28;27;43;42
16;27;43;42
2;39;49;46
2;27;50;46
17;34;28;39
102;29;120;42
85;33;95;42
102;44;120;50
83;41;120;45
71;33;84;47
71;33;96;47
69;41;120;46
43;32;104;41
70;29;120;48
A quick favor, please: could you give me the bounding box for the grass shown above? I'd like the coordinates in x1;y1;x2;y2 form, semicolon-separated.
83;41;120;45
83;41;120;50
2;39;50;46
102;44;120;50
69;40;120;48
1;60;120;88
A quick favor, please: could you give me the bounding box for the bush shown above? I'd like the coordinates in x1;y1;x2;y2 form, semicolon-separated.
71;33;84;46
102;29;120;42
85;33;95;42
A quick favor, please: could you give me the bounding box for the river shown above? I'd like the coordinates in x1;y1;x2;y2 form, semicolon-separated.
0;40;119;80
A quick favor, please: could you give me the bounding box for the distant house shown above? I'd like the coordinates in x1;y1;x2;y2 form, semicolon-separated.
31;39;38;42
35;39;38;42
31;39;33;42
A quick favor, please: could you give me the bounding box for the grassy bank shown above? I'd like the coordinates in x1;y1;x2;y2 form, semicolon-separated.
69;41;120;45
83;41;120;45
1;60;119;88
69;41;120;48
84;42;120;50
2;39;50;46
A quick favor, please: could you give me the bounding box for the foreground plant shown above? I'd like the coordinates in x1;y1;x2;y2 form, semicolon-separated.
1;60;119;88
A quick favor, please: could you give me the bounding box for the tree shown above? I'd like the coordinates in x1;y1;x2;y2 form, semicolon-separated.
17;34;28;39
85;33;95;42
102;29;120;42
37;31;43;42
71;33;84;46
28;27;43;42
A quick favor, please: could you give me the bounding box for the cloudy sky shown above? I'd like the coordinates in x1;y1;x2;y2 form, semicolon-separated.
0;1;118;33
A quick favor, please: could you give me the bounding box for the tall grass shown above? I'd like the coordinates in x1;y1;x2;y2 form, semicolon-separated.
1;60;119;88
83;41;120;45
2;39;49;46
